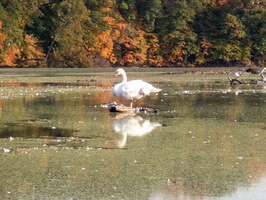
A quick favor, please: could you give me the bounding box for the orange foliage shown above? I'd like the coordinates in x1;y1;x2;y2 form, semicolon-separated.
120;52;134;65
216;0;227;7
167;41;186;63
160;34;186;64
146;34;160;54
22;34;44;59
0;45;20;67
116;26;152;66
94;28;120;61
90;5;157;67
168;50;185;62
0;22;6;49
91;12;123;63
0;21;20;67
200;38;212;56
99;0;113;12
145;34;162;66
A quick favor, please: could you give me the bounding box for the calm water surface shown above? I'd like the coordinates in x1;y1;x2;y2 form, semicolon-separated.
0;68;265;200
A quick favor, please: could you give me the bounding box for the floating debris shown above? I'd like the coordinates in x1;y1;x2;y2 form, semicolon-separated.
135;107;159;113
109;106;135;113
100;101;122;108
100;102;159;113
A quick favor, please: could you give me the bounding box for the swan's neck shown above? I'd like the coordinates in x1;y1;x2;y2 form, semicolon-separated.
121;71;127;83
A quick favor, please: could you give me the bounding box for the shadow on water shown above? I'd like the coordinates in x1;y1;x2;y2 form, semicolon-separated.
0;122;76;138
0;81;111;88
0;69;265;200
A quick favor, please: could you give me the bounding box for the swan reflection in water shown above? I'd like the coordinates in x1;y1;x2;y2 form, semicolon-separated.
112;114;162;148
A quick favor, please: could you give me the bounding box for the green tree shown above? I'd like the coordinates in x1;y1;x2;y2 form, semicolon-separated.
116;0;137;22
194;1;251;65
137;0;163;32
212;13;250;63
247;10;266;65
156;0;198;66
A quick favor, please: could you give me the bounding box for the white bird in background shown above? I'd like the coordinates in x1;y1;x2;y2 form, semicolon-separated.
112;68;161;108
258;67;266;82
257;67;266;89
235;72;240;78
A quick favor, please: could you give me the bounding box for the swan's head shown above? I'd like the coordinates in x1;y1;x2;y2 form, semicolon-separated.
114;68;125;77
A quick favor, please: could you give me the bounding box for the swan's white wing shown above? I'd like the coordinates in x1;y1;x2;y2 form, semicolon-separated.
112;82;139;99
122;80;151;99
112;79;161;100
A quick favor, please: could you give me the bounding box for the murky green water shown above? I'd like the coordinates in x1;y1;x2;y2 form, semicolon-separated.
0;68;265;200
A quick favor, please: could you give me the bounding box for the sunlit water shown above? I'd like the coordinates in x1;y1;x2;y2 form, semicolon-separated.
0;68;265;200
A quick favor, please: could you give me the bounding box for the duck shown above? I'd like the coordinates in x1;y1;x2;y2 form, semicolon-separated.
112;68;161;108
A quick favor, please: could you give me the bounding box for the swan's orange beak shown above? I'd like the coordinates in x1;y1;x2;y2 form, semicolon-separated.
114;72;118;78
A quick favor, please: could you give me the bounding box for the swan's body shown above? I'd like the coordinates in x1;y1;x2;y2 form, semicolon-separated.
112;68;161;107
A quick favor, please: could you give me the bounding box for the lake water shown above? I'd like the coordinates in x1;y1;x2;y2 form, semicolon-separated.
0;68;265;200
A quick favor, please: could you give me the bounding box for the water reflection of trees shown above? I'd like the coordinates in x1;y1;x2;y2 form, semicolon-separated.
0;87;114;138
144;116;266;199
150;82;266;198
0;82;265;199
160;82;265;124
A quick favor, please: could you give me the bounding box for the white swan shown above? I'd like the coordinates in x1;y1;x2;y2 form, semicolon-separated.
112;68;161;107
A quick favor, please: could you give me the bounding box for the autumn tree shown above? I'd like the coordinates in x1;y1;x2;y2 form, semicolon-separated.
1;0;266;67
0;1;22;66
18;34;45;67
156;0;198;66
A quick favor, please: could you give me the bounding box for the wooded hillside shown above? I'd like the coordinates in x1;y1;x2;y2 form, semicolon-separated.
1;0;266;68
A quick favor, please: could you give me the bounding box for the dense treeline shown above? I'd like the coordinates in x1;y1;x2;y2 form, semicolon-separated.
1;0;266;68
